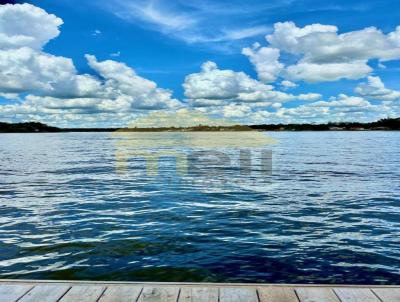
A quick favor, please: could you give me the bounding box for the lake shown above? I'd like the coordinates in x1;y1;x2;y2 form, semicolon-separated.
0;131;399;284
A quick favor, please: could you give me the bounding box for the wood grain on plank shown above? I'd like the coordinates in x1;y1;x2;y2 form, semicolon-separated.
0;284;33;302
296;287;340;302
220;287;258;302
333;288;380;302
258;287;299;302
179;287;218;302
138;287;180;302
98;285;143;302
371;288;400;302
59;285;105;302
18;284;70;302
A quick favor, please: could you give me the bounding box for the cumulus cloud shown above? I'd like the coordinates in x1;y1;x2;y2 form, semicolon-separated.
225;88;398;125
242;43;283;83
0;4;96;99
0;47;76;94
86;54;159;97
251;96;392;125
183;61;270;102
310;94;371;108
0;4;103;100
297;93;322;101
388;26;400;46
266;22;400;61
183;61;321;107
266;22;338;54
245;21;400;83
355;76;400;102
0;3;181;126
285;61;372;82
0;3;62;50
222;103;252;118
0;47;103;99
1;54;182;121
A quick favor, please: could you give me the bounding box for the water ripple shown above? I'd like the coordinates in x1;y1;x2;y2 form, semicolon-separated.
0;132;399;284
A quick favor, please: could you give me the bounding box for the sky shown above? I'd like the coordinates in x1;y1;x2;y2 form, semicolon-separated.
1;0;400;127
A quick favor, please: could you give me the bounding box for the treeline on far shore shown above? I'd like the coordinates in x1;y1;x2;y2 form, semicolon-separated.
0;117;399;133
249;117;400;131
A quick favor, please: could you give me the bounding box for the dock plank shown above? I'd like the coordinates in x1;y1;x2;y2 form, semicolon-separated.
372;288;400;302
0;280;400;302
99;285;143;302
138;287;180;302
220;288;258;302
59;285;105;302
18;284;70;302
179;287;218;302
0;284;33;302
296;287;340;302
333;288;380;302
258;287;299;302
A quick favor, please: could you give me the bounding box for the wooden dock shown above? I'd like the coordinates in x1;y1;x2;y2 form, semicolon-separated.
0;280;399;302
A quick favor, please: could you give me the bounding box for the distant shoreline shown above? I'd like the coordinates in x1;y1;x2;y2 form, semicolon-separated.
0;118;399;133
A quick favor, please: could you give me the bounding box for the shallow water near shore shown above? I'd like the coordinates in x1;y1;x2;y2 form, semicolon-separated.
0;131;400;284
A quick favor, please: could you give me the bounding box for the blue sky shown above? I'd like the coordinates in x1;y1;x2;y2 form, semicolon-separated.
1;0;400;127
38;0;400;99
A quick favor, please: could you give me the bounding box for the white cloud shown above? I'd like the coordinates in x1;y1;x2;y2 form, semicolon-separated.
388;26;400;47
0;93;19;100
310;94;371;108
280;80;297;89
86;55;155;93
253;96;393;125
266;22;338;54
222;103;252;118
242;43;283;83
297;93;322;101
183;61;322;110
245;21;400;83
0;4;182;126
0;47;77;94
268;22;400;62
228;89;399;125
1;54;182;119
86;55;181;110
355;76;400;102
0;3;63;50
184;61;254;101
0;46;104;99
0;4;95;99
285;61;372;82
183;61;289;105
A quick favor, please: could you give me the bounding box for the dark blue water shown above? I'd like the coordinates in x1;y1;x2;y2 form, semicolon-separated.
0;132;399;284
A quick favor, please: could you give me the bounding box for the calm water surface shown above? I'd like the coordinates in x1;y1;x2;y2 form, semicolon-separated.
0;132;399;284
